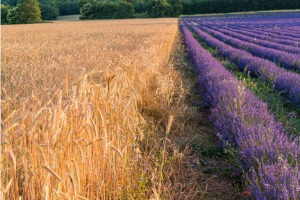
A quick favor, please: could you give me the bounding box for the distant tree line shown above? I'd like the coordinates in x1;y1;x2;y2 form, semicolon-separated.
1;0;79;23
79;0;135;19
1;0;41;24
79;0;182;19
79;0;299;19
181;0;300;15
1;0;299;23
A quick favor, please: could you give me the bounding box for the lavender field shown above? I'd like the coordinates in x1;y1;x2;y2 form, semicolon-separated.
180;12;300;199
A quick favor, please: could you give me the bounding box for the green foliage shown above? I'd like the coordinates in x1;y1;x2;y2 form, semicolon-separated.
7;7;21;24
78;0;183;19
1;0;18;6
134;0;183;18
190;135;220;158
134;12;148;18
59;1;80;15
181;0;300;15
116;1;135;18
79;2;94;19
80;1;135;19
147;0;171;17
17;0;41;23
79;0;96;8
101;2;119;18
132;0;147;13
40;3;59;19
181;0;193;14
1;4;12;24
169;0;183;17
38;0;60;20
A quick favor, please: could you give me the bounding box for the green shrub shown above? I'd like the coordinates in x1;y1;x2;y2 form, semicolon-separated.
1;0;17;6
170;0;182;17
101;2;118;19
17;0;41;23
134;12;148;18
79;2;94;19
79;0;97;8
7;7;21;24
116;1;135;18
80;1;134;20
147;0;171;18
59;2;80;15
40;3;59;20
1;4;12;24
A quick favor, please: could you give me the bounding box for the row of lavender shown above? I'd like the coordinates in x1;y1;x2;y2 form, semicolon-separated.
188;16;300;45
192;21;300;54
215;25;300;47
191;12;300;25
183;21;300;106
218;24;300;45
211;23;300;39
232;24;300;38
189;12;300;33
179;21;300;199
188;20;300;72
228;24;300;41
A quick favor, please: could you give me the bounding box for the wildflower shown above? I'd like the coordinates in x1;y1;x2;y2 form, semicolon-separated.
242;191;250;196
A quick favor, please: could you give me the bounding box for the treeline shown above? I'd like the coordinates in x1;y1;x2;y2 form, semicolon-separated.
1;0;300;24
1;0;41;24
1;0;183;22
80;0;183;19
80;1;135;19
181;0;300;15
79;0;299;20
1;0;79;23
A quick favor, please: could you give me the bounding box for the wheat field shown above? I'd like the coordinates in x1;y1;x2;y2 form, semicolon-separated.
1;19;204;199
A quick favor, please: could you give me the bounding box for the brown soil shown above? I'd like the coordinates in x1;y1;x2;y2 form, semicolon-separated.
167;33;243;200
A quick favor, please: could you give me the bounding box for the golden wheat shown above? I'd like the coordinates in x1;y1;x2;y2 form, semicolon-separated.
1;18;195;199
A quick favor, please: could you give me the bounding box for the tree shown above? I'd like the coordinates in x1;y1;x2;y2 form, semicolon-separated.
181;0;194;14
40;3;59;20
169;0;182;17
79;0;96;8
38;0;60;20
7;7;21;24
101;2;119;18
1;0;18;6
1;4;13;24
59;1;80;15
116;1;135;18
79;2;94;19
147;0;171;17
17;0;41;23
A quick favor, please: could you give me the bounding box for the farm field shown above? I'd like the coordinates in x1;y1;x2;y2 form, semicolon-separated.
1;19;185;199
2;18;242;200
1;11;300;200
180;11;300;199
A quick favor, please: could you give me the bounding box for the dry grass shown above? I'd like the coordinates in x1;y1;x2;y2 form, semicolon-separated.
1;19;207;199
